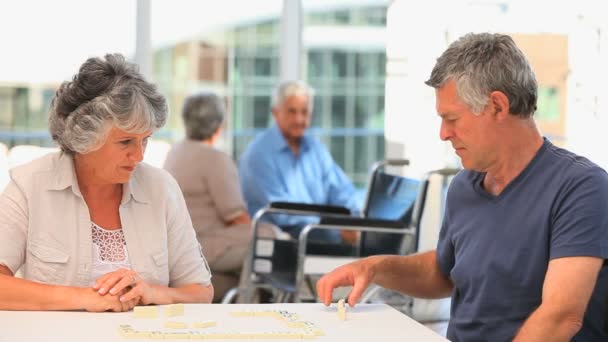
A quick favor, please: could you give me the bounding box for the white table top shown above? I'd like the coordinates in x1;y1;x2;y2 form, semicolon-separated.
0;303;449;342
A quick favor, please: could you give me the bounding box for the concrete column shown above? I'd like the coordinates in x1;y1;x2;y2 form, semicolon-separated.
135;0;152;80
280;0;303;81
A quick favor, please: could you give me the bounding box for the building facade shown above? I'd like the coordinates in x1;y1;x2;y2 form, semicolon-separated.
154;2;389;186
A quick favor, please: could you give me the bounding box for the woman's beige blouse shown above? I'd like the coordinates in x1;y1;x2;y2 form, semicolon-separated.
0;152;211;288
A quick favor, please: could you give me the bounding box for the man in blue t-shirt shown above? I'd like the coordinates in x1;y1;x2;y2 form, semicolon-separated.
317;32;608;341
239;80;360;244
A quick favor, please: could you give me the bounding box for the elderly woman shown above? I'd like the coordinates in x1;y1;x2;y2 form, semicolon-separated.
163;93;253;301
0;54;213;312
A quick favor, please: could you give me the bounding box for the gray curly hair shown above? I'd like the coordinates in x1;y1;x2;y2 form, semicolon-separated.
48;53;167;154
182;93;225;141
271;80;314;112
425;32;537;117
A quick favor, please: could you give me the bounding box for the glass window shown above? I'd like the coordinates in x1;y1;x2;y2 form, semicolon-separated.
331;51;348;78
371;95;385;128
536;86;560;122
355;96;372;127
375;135;385;161
303;2;390;185
312;95;325;127
354;136;370;174
0;88;14;128
307;50;324;79
376;53;387;78
256;21;276;40
234;135;255;161
254;57;272;76
231;94;244;130
355;53;372;78
330;136;346;167
13;89;28;129
364;7;387;26
253;96;271;128
331;96;346;127
334;10;350;24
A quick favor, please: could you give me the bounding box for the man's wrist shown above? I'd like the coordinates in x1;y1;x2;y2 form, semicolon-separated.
366;255;386;283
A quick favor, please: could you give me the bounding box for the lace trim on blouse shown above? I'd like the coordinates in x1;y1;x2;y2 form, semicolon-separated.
91;222;128;262
90;222;132;286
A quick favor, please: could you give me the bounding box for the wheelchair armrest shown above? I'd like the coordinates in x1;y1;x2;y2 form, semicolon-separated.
298;224;416;243
320;216;404;229
291;223;417;296
269;201;351;215
240;203;352;303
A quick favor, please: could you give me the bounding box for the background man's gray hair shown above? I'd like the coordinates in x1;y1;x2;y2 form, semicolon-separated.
271;80;315;112
425;32;538;117
182;92;225;141
48;53;167;154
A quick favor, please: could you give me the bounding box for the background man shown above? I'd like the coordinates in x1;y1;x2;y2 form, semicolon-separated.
239;80;360;245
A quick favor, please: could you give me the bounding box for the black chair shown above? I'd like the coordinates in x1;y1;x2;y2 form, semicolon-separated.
292;167;459;303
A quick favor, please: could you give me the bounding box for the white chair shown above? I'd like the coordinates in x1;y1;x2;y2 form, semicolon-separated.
143;139;172;168
408;170;455;325
7;145;59;169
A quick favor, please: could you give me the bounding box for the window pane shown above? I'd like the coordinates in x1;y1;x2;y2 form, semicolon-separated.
254;57;272;76
355;96;372;127
331;51;348;78
253;96;271;128
312;95;325;127
334;10;350;24
330;136;346;168
375;135;385;161
354;53;366;79
331;96;346;127
307;50;324;79
354;136;370;174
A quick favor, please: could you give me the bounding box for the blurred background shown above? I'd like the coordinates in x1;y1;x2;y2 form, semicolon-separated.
0;0;606;187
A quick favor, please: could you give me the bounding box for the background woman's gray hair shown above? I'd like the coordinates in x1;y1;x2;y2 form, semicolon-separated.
425;32;537;117
182;93;225;141
48;53;167;154
271;80;315;112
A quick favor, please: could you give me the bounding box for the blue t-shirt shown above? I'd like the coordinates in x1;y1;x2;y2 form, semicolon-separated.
239;124;360;243
437;138;608;341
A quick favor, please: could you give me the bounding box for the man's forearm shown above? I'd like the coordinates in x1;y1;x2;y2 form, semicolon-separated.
372;251;453;299
514;305;582;342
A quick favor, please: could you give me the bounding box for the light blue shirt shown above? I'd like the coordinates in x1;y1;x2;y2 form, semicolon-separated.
239;124;360;243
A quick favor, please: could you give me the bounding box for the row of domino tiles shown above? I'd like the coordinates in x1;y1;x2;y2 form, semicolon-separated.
121;306;327;339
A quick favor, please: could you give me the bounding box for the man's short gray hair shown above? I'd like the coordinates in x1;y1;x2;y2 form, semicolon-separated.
425;32;538;117
182;92;225;141
271;80;315;112
48;53;167;154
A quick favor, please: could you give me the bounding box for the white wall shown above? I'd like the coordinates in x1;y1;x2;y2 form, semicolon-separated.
386;0;608;170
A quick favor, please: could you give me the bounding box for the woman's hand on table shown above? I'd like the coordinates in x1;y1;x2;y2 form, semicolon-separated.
79;287;140;312
93;268;155;305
